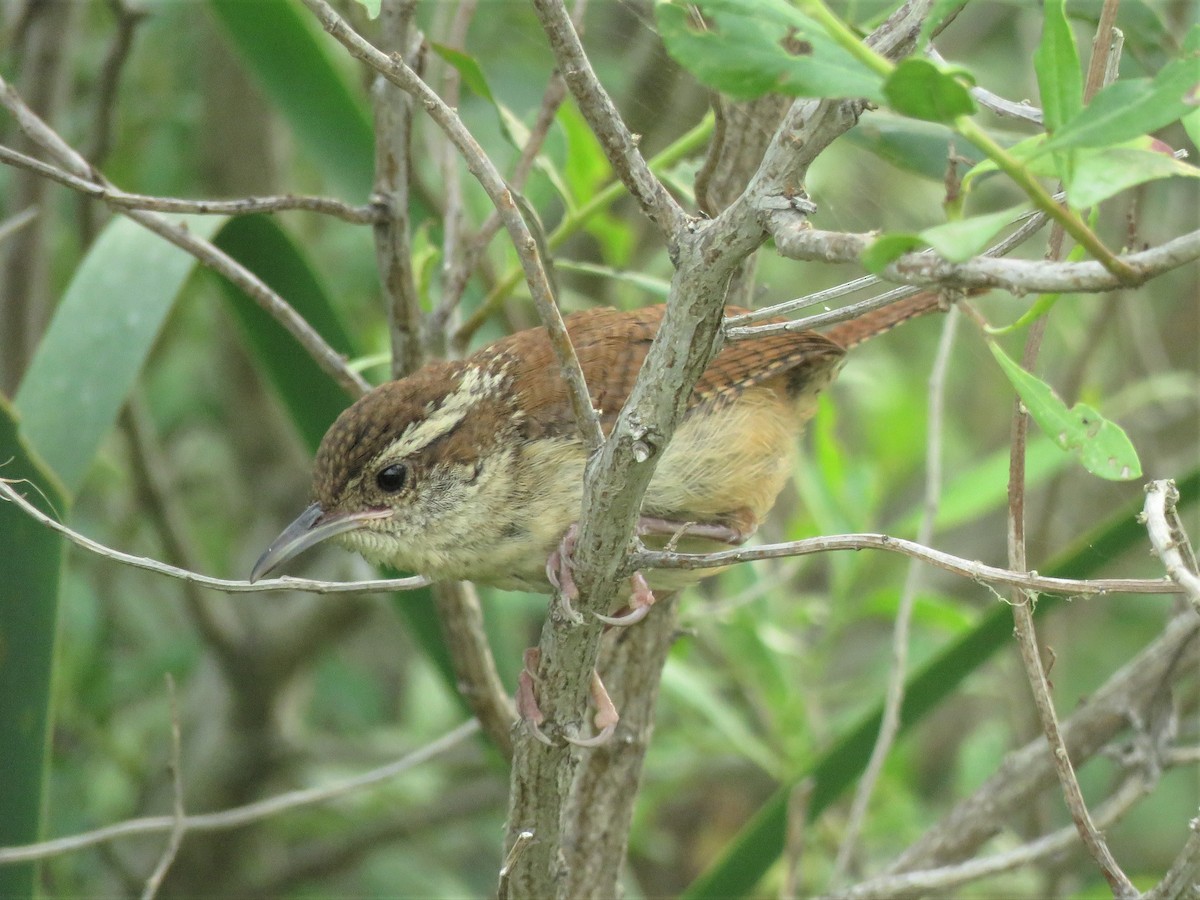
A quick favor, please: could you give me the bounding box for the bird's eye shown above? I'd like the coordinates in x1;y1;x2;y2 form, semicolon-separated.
376;463;408;493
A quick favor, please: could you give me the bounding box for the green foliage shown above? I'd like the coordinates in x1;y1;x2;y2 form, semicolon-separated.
882;58;976;123
989;341;1142;481
1035;0;1083;134
656;0;884;101
0;2;1195;897
209;0;376;198
15;216;225;496
0;400;67;899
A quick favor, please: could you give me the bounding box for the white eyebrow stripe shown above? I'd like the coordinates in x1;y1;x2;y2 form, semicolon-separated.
382;364;507;460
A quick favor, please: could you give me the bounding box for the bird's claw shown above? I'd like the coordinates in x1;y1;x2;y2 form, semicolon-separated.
517;649;554;746
565;722;617;748
518;657;620;748
595;571;656;628
565;670;619;747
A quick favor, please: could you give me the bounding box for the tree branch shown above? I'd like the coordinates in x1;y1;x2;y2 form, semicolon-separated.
0;720;480;864
529;0;687;242
0;82;371;398
633;532;1180;597
299;0;603;451
0;478;429;595
885;611;1199;879
764;223;1200;294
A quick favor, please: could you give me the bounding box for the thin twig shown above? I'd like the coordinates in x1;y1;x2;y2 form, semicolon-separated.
1143;480;1200;609
633;532;1179;597
831;768;1155;900
121;398;244;667
728;205;1051;335
435;0;584;336
927;45;1043;125
452;113;713;349
0;145;379;223
300;0;603;451
831;306;960;885
87;0;148;167
0;81;371;398
0;205;38;244
1143;815;1200;900
780;780;814;900
0;719;481;865
140;675;185;900
1003;11;1138;882
433;582;517;758
762;223;1200;295
3;474;1177;601
886;610;1199;879
0;478;429;595
529;0;686;241
372;0;426;376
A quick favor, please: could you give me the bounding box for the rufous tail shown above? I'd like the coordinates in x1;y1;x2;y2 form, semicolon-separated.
823;287;986;349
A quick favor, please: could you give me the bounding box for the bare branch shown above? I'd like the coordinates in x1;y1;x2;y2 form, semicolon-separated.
140;676;185;900
4;132;378;225
372;0;426;376
0;720;480;864
886;611;1199;878
0;479;429;595
0;205;38;245
0;81;372;397
1003;54;1138;887
1143;479;1200;609
1143;816;1200;900
529;0;687;241
727;206;1053;336
834;770;1152;900
299;0;604;451
764;222;1200;294
634;531;1179;597
831;307;960;885
434;582;517;758
928;46;1043;124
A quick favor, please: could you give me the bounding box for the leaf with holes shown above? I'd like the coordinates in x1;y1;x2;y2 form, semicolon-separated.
989;342;1142;481
656;0;883;101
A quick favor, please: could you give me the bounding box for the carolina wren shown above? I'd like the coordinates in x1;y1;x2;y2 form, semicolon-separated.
251;298;938;591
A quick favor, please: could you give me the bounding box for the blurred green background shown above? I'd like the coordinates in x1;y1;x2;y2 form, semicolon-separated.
0;0;1196;897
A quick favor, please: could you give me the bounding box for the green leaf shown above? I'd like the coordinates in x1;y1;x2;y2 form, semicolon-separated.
1063;139;1200;208
920;204;1026;262
209;0;375;199
656;0;884;102
213;216;358;452
0;398;67;899
843;114;986;181
989;342;1142;481
1183;106;1200;151
1040;24;1200;153
859;232;925;274
1034;0;1082;133
431;43;496;103
15;215;225;496
883;58;976;122
353;0;380;17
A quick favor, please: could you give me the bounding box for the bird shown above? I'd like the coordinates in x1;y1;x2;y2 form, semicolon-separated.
250;296;942;743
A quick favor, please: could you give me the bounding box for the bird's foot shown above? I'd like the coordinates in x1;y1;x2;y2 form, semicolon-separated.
516;648;618;748
547;517;749;627
517;648;553;746
565;669;619;747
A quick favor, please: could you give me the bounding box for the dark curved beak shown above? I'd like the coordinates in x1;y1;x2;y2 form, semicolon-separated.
250;502;391;582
